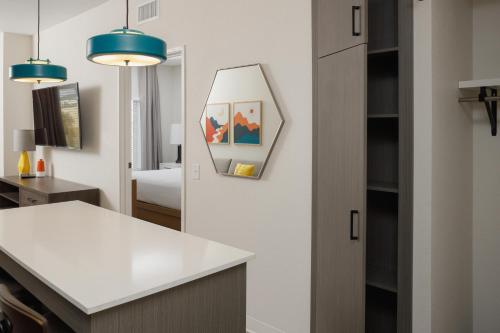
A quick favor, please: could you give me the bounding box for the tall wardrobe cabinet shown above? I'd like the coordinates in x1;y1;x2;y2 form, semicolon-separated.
312;0;413;332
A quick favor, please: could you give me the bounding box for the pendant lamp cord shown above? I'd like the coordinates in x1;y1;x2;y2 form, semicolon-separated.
37;0;40;60
125;0;129;29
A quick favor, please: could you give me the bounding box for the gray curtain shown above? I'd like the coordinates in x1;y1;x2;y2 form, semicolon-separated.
139;66;162;170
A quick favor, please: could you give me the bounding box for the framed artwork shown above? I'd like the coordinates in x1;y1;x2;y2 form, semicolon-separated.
233;101;262;145
205;103;230;144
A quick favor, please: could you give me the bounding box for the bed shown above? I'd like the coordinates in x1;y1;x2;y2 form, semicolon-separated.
131;168;181;231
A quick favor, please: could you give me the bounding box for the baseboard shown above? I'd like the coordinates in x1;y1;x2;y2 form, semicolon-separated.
247;315;285;333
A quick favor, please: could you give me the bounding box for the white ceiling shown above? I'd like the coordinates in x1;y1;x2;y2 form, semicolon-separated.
0;0;110;35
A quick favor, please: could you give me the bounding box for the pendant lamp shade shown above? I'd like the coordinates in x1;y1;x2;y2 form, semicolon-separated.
9;0;67;83
10;59;67;83
87;29;166;66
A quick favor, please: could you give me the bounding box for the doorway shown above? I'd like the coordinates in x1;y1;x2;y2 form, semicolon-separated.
119;47;186;231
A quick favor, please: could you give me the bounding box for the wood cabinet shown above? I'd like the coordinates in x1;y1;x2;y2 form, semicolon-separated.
314;44;367;333
316;0;367;58
0;176;99;208
313;0;413;332
19;189;48;206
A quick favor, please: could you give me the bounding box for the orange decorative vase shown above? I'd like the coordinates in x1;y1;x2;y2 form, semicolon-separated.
36;159;46;177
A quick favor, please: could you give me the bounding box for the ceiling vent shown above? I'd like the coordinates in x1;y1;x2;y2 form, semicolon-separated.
137;0;159;25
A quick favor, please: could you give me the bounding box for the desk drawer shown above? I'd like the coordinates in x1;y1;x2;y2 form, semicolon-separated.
20;189;48;207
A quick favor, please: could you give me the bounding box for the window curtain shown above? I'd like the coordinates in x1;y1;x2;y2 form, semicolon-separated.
138;66;162;170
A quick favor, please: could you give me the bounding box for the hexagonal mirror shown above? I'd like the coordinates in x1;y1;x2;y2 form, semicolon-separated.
200;64;284;179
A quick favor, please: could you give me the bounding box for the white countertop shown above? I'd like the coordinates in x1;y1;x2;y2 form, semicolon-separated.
0;201;254;315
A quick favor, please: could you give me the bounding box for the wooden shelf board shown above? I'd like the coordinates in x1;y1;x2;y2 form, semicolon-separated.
366;280;398;294
368;114;399;119
366;264;398;293
368;47;399;56
0;192;19;205
459;78;500;90
367;182;399;194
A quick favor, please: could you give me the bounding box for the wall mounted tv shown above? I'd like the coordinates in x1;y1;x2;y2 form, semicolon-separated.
32;83;82;150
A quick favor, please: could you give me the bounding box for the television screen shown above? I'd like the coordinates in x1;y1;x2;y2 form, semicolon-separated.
32;83;82;150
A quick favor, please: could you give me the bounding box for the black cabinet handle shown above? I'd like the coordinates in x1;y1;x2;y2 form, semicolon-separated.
352;6;361;36
350;210;360;240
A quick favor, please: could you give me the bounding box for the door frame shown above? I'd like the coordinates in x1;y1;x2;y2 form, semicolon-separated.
119;46;187;232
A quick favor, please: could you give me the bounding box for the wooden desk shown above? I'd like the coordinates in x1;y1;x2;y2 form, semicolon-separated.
0;201;254;332
0;176;99;208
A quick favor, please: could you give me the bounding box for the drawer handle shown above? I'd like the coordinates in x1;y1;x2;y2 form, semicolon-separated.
352;6;361;37
28;198;37;204
350;210;360;240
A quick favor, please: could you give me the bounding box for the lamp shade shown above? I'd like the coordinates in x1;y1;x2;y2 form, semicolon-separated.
9;0;67;84
13;129;35;152
10;59;67;83
170;124;182;145
87;29;166;66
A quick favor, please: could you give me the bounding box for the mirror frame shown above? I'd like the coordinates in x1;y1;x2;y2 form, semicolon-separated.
199;63;284;180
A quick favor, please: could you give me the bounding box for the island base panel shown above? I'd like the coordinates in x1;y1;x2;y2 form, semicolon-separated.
90;264;247;333
0;250;247;333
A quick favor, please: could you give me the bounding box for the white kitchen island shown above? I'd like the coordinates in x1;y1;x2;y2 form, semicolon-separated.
0;201;254;332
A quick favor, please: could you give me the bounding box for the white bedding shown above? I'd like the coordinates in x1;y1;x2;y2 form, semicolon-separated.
132;168;182;210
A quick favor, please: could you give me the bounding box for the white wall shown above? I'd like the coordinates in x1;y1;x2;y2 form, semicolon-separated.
414;0;474;332
0;32;33;176
132;1;312;331
413;1;433;332
157;64;181;163
39;0;312;331
472;1;500;332
36;0;123;209
431;1;473;332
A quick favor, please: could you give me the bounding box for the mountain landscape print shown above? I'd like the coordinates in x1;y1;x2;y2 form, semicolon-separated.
205;103;230;144
233;101;262;145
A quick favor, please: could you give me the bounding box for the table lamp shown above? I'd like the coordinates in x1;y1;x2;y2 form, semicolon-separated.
170;123;182;163
13;129;35;178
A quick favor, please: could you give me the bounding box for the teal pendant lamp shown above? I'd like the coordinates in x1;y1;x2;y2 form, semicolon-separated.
87;0;166;66
9;0;67;83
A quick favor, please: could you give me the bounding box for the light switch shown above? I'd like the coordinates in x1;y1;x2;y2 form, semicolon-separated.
192;163;200;180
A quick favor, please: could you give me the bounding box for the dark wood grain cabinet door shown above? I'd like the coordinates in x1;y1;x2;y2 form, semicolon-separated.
317;0;367;58
313;44;366;333
19;189;48;207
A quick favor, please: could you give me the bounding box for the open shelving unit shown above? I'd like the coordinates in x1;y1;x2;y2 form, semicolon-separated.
312;0;412;330
0;182;20;209
366;0;412;332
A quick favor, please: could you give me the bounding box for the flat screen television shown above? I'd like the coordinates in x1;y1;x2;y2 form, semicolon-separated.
32;83;82;150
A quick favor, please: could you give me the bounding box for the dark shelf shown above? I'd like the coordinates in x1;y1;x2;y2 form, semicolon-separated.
368;50;399;118
368;114;399;119
366;281;397;294
0;192;19;205
367;119;399;186
366;285;397;333
367;181;399;193
366;265;397;293
368;47;399;56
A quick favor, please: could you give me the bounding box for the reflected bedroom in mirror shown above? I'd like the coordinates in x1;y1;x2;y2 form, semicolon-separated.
200;64;284;179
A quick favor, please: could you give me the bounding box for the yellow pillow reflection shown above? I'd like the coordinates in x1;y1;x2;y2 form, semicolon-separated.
234;163;255;177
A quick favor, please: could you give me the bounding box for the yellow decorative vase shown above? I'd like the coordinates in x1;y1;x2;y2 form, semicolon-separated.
18;151;30;176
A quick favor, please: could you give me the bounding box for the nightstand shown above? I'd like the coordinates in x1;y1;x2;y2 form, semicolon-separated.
159;162;182;169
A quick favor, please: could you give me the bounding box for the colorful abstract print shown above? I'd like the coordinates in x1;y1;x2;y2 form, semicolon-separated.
205;104;229;144
233;101;261;145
